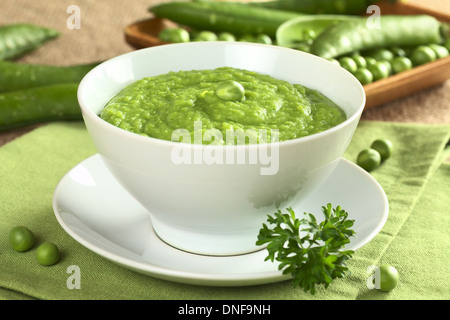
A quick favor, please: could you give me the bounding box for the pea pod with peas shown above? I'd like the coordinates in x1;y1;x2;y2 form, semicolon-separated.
0;60;100;92
0;60;99;131
0;83;82;131
0;23;100;131
158;26;274;45
249;0;379;15
333;42;449;86
0;23;60;60
276;15;360;49
299;13;450;86
310;15;444;59
150;1;301;38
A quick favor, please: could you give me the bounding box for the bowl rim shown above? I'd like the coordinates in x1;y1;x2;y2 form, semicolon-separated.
78;41;366;150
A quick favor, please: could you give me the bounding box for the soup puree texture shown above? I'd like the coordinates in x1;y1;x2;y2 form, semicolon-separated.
99;67;346;145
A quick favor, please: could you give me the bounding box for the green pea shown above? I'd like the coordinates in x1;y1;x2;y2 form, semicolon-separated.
379;60;393;75
353;68;373;85
371;139;393;161
444;39;450;52
410;45;437;66
36;242;60;266
390;47;406;57
364;56;377;67
218;32;235;42
428;44;449;59
369;48;394;61
378;265;399;292
351;54;367;68
391;56;412;74
254;34;272;45
338;57;358;73
158;27;190;43
216;80;245;101
9;226;35;252
357;148;381;172
368;61;390;81
193;30;217;41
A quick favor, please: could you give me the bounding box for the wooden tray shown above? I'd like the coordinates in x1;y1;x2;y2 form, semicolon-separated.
125;1;450;109
363;2;450;108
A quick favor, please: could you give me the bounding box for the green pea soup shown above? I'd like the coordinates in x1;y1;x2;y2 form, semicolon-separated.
99;67;346;145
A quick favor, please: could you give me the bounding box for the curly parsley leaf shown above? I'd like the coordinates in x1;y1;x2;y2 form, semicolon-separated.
256;204;356;294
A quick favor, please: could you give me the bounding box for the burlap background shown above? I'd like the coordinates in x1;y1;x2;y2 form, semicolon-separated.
1;0;449;145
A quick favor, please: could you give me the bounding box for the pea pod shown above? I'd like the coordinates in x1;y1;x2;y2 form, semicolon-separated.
0;60;99;92
276;15;360;48
311;15;444;59
0;83;81;131
150;1;301;37
248;0;379;15
0;23;60;60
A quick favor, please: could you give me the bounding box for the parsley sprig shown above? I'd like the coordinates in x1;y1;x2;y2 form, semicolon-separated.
256;204;356;294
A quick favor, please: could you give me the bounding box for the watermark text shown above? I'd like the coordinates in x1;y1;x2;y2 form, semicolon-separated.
366;5;381;29
66;5;81;30
66;265;81;290
170;121;279;175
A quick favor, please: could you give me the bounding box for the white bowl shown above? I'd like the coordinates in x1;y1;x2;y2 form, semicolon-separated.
78;42;365;256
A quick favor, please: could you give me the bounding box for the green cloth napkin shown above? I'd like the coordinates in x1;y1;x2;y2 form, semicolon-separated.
0;121;449;300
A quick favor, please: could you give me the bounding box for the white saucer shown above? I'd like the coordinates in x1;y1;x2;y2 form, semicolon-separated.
53;154;388;287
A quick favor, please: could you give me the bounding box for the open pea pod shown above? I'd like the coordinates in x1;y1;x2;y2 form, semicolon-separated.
276;15;360;49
